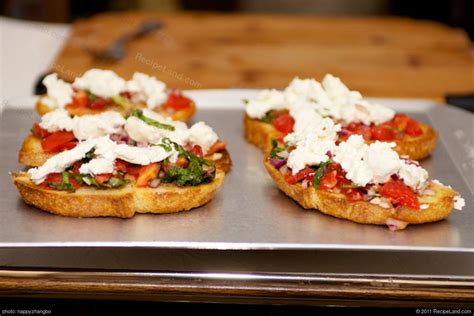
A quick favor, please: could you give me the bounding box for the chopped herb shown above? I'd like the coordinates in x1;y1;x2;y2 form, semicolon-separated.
161;140;215;186
157;137;173;152
87;91;97;102
47;171;76;192
84;148;95;161
107;177;127;188
260;110;275;124
270;139;285;159
313;160;331;189
111;95;130;108
129;109;175;131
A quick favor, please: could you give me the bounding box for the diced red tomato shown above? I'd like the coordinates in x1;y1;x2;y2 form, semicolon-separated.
370;125;396;141
41;131;76;153
190;144;204;158
346;123;372;141
405;119;423;136
272;113;295;135
31;123;50;138
136;163;160;187
89;97;109;110
126;165;142;177
39;172;80;191
68;91;89;109
176;157;189;168
319;170;338;190
206;141;226;155
71;161;82;174
285;167;315;185
115;159;129;173
341;188;364;201
58;140;78;151
380;179;420;209
95;173;113;185
164;92;192;111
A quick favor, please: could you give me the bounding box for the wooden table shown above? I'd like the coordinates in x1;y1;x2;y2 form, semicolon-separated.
2;12;474;307
51;12;474;100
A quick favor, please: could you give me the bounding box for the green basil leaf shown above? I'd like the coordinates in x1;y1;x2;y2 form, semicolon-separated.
129;109;175;131
111;95;130;108
313;160;331;190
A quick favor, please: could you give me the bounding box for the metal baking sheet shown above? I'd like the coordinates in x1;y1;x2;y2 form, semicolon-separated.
0;90;473;276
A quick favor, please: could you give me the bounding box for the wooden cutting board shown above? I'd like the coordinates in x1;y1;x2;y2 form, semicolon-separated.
50;11;474;99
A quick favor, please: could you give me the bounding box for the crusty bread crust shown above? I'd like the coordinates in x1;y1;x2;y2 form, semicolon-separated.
244;114;281;153
244;115;437;159
19;135;232;173
11;170;225;218
18;135;54;167
35;97;196;122
392;123;437;161
264;159;457;228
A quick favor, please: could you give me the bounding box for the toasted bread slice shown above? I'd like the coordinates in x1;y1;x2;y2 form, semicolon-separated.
35;97;196;122
244;114;281;153
244;114;437;160
11;170;225;218
18;134;232;172
264;160;457;228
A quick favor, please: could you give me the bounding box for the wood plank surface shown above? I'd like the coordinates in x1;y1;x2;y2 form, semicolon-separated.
50;12;474;99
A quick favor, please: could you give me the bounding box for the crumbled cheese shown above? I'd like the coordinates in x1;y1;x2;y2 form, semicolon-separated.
333;135;428;189
124;109;188;145
322;74;395;125
212;153;223;160
72;111;126;141
28;138;97;184
114;143;173;165
398;163;429;191
420;204;429;210
39;109;73;132
245;74;395;125
285;115;340;174
188;121;219;153
365;141;401;184
454;196;465;210
78;137;117;175
73;69;126;97
41;74;73;109
245;89;286;119
126;72;167;109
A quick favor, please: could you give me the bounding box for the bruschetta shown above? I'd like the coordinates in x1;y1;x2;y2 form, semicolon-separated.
12;136;227;218
244;74;437;160
19;108;231;173
263;113;464;230
36;69;196;121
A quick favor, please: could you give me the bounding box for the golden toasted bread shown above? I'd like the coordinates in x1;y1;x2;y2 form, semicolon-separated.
244;114;281;153
391;123;437;161
244;115;437;160
11;170;225;218
18;134;232;173
35;98;196;122
264;159;458;228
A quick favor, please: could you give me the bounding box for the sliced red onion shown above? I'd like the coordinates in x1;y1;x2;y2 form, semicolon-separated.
338;130;350;137
325;150;333;158
278;150;289;159
386;218;408;231
137;141;148;148
203;166;216;178
270;158;286;169
149;179;161;188
301;179;309;189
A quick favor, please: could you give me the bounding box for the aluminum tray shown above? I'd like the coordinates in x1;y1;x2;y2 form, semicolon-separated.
0;90;473;277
